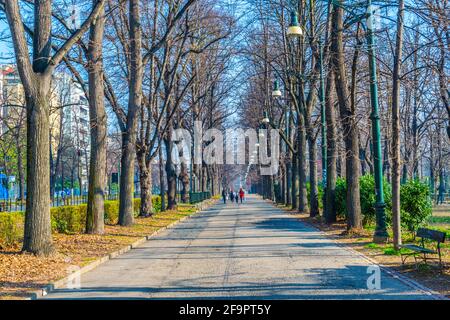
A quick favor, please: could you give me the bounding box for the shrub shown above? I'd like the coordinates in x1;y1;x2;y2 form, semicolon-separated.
359;175;392;226
104;197;160;223
335;177;347;219
332;175;392;226
306;183;324;210
400;180;432;233
104;200;119;224
51;205;87;233
152;196;162;213
0;212;24;246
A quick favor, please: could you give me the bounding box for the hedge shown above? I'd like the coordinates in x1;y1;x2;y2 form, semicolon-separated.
334;175;431;230
0;211;24;246
0;196;162;245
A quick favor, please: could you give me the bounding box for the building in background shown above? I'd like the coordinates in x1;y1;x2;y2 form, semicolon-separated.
0;65;89;199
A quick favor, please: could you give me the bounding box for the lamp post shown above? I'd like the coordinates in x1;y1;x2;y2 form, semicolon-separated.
366;1;388;242
287;11;303;37
284;1;387;239
261;113;271;200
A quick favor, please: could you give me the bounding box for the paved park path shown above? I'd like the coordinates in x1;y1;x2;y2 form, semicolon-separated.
43;195;436;300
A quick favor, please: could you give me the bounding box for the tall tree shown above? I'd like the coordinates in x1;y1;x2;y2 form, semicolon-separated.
330;1;362;231
1;0;105;255
86;0;107;234
391;0;405;250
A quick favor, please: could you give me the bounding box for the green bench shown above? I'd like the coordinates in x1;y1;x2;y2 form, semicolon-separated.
400;228;446;267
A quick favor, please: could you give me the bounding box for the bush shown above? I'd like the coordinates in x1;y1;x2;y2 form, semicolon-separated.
152;196;162;213
51;205;87;233
359;175;392;226
333;174;392;226
306;183;324;210
335;177;347;219
0;212;24;246
104;200;120;224
400;180;432;233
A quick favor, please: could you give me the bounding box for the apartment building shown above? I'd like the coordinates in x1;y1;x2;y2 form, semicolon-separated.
0;65;90;198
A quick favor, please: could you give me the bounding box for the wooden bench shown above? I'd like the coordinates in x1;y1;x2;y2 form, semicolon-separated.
400;228;446;267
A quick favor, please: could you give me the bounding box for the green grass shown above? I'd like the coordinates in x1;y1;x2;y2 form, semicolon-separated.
427;216;450;225
382;245;411;256
365;243;382;249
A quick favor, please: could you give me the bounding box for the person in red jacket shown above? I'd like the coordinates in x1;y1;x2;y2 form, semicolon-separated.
239;188;245;204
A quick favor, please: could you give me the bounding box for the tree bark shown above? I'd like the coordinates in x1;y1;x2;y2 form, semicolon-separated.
137;149;153;216
23;83;54;255
391;0;405;250
291;155;298;210
119;0;143;226
159;143;166;211
331;2;362;231
118;132;136;226
298;122;308;213
164;137;177;210
308;136;319;217
86;1;106;234
325;69;337;223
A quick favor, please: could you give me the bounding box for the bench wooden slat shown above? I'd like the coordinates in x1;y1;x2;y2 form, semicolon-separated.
400;244;436;254
416;228;446;243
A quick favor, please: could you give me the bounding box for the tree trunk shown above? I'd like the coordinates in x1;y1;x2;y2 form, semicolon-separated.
137;150;153;217
331;2;362;231
180;162;189;203
391;0;405;250
118;132;136;226
308;136;319;217
159;144;166;211
291;155;298;210
119;0;143;226
86;1;106;234
298;122;308;213
325;70;337;223
23;81;54;255
164;138;177;210
16;137;25;201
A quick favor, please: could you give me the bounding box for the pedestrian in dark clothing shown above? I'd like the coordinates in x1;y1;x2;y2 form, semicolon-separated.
222;189;227;204
235;192;239;204
230;191;235;202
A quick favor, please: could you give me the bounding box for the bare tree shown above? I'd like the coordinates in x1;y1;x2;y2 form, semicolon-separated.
1;0;105;255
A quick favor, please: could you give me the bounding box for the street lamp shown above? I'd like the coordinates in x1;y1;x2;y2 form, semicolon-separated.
366;1;388;243
262;111;270;124
287;11;302;38
272;79;282;98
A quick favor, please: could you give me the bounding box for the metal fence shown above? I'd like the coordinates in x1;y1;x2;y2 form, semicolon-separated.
0;191;212;212
189;192;212;204
0;192;135;212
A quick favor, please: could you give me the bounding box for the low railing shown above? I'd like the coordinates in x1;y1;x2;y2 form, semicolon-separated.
189;192;211;204
0;191;212;212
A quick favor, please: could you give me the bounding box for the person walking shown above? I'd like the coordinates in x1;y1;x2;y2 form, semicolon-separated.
229;190;235;203
235;192;239;204
222;189;227;204
239;188;245;204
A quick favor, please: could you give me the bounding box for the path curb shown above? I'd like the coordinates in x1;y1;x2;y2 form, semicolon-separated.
29;198;217;300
